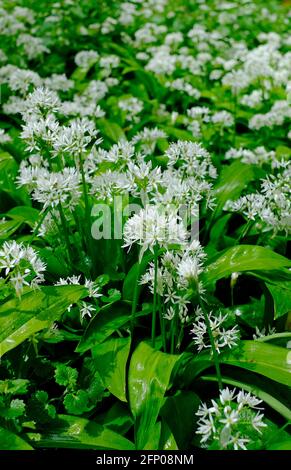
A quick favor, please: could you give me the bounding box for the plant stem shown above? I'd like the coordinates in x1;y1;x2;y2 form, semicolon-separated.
30;209;48;243
199;297;223;390
79;154;95;274
131;259;141;335
58;203;73;265
151;245;159;348
158;294;166;352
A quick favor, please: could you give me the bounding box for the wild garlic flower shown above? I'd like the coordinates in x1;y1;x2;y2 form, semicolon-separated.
55;276;101;320
253;326;276;340
0;241;46;296
23;87;61;116
165;141;217;180
211;110;234;128
225;146;276;166
123;205;187;259
118;96;143;123
191;309;240;354
51;118;100;158
131;127;166;155
74;50;99;69
17;33;49;60
18;167;81;211
196;388;267;450
141;241;206;324
225;165;291;234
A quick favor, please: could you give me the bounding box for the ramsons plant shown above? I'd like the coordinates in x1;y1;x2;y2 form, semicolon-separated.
0;0;290;452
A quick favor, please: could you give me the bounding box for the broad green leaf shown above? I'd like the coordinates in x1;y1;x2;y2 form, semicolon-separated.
266;282;291;319
92;337;131;402
26;414;134;450
160;421;178;450
213;161;255;217
99;402;133;435
184;341;291;387
5;206;40;228
0;219;22;239
200;375;291;421
76;302;130;353
203;245;291;286
0;151;29;205
122;253;152;301
161;391;200;449
0;426;33;450
97;118;125;143
0;285;86;357
128;342;180;450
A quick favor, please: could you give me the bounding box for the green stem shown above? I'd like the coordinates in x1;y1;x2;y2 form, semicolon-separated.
79;155;90;223
170;315;176;354
30;209;48;243
58;203;73;265
79;154;95;275
151;245;159;348
131;259;141;335
158;294;166;352
199;297;223;390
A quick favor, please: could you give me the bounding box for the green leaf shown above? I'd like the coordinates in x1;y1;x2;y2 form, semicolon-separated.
97;118;125;143
160;421;178;450
92;337;131;402
54;364;78;390
76;302;130;353
266;282;291;319
0;285;86;357
161;391;200;449
63;390;91;415
27;391;56;424
203;245;291;286
99;402;133;435
5;206;40;228
128;342;180;450
0;426;33;450
186;341;291;386
0;398;26;419
213;161;255;216
26;415;134;450
0;151;29;205
123;253;152;301
0;219;22;239
0;379;29;395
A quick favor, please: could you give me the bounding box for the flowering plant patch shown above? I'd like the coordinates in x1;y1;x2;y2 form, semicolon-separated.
0;0;290;451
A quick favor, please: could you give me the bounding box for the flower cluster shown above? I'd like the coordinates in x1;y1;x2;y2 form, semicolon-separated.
0;241;46;296
196;388;267;450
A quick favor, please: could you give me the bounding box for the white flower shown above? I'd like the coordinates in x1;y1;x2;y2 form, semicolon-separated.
251;412;268;433
24;87;61;116
75;50;99;68
219;409;239;428
177;257;203;284
196;388;267;450
30;168;81;211
237;391;263;409
220;388;236;405
191;310;240;353
0;241;46;296
123;205;187;259
80;302;96;319
212;110;234;127
229;434;250;450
